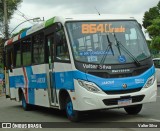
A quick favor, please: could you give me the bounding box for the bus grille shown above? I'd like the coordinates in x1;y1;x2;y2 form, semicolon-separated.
88;68;148;78
103;95;145;106
103;87;142;95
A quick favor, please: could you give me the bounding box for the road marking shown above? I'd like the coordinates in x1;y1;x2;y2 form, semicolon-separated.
149;119;160;122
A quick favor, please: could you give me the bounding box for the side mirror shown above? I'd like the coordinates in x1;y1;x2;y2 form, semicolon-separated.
55;23;62;32
55;23;64;45
55;33;63;45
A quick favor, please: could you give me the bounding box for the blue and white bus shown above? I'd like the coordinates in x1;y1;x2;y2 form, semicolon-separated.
4;15;157;121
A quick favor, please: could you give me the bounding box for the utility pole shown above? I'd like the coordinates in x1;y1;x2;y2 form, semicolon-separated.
3;0;9;39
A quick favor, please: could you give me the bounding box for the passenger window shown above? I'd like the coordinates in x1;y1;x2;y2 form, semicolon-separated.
55;30;70;61
33;33;44;64
22;38;31;66
5;46;14;69
14;43;21;67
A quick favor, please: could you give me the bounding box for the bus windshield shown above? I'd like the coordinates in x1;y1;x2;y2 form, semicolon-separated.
66;21;150;64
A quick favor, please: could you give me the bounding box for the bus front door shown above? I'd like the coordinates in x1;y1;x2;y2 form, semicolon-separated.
47;35;57;106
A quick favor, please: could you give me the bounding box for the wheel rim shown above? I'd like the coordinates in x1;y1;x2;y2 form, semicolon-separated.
66;101;74;117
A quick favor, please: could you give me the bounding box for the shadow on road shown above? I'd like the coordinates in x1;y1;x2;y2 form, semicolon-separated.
10;104;145;122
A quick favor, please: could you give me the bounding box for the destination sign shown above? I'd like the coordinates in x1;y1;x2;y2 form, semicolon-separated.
82;24;125;34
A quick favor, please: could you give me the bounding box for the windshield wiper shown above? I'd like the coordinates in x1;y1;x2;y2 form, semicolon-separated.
113;33;140;66
99;34;114;66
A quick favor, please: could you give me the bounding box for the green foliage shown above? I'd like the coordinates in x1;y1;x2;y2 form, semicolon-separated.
146;40;151;49
143;1;160;29
0;0;22;68
0;38;4;68
142;7;160;29
143;1;160;52
147;18;160;38
7;0;22;20
0;63;4;68
151;36;160;50
0;0;22;23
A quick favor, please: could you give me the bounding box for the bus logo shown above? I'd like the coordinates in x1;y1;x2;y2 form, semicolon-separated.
122;84;127;89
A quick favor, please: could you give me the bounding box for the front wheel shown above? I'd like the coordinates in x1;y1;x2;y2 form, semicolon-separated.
21;93;30;111
124;104;142;115
65;97;81;122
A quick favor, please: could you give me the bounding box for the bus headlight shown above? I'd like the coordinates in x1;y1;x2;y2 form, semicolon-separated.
78;80;101;93
143;74;155;88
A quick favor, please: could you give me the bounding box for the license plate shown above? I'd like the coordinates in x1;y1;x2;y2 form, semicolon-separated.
118;99;132;106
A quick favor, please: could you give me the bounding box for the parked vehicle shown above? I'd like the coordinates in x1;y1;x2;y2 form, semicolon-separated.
153;58;160;84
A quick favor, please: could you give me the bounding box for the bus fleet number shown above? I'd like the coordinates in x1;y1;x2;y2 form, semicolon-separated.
82;24;104;34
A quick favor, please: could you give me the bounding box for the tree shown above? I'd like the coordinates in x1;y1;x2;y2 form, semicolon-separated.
0;0;22;21
0;0;22;34
147;18;160;38
143;1;160;52
0;37;4;68
143;1;160;29
0;0;22;68
147;15;160;51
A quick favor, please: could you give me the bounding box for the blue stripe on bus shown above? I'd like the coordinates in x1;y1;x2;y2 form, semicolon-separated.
20;31;27;39
9;65;155;95
9;75;24;87
9;73;48;89
25;66;34;104
20;27;31;39
54;65;155;91
54;70;87;90
54;71;74;90
85;65;155;91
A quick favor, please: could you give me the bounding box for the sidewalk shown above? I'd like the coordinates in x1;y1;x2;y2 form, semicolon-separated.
0;82;5;97
0;84;2;97
0;84;5;97
0;92;5;97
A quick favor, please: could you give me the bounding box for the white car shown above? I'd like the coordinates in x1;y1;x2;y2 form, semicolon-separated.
153;58;160;84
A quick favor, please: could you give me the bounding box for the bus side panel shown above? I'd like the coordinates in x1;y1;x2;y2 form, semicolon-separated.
9;64;50;107
9;70;17;99
10;88;19;101
34;89;50;107
27;64;50;107
54;62;76;106
9;68;24;100
54;62;74;89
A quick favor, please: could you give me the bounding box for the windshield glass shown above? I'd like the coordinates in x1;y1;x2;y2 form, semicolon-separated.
66;21;150;64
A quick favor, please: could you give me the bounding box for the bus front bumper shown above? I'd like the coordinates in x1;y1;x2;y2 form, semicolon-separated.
71;79;157;111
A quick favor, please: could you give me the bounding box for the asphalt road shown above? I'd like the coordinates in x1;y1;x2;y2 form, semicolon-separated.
0;87;160;130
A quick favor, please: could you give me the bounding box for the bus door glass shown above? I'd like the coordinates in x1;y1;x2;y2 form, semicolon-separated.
47;34;57;105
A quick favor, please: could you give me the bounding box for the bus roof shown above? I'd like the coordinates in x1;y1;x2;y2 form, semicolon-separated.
5;14;136;46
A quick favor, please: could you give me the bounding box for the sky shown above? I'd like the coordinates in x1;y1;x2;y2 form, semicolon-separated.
9;0;160;36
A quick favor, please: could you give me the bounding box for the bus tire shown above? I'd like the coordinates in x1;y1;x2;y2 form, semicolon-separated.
21;93;30;111
124;104;142;115
65;97;80;122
